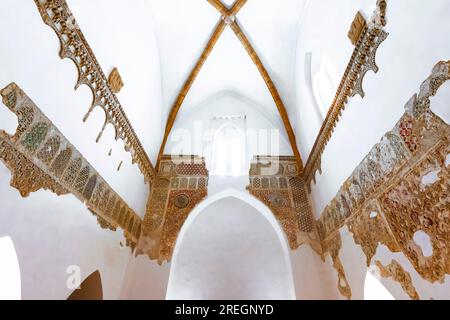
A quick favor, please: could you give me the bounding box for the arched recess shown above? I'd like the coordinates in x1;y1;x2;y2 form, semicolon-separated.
364;270;394;300
166;189;296;300
211;122;247;176
67;270;103;300
0;236;21;300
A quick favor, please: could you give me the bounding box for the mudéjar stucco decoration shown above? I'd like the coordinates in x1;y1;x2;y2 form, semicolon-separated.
348;11;367;46
322;233;352;300
304;0;389;189
137;155;209;264
318;61;450;299
247;156;320;253
34;0;155;183
375;260;420;300
0;83;142;250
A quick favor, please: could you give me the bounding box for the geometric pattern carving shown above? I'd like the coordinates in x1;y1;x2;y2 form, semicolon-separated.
138;155;209;264
304;0;389;189
52;147;73;178
247;156;320;252
290;176;314;233
399;113;420;153
317;61;450;297
37;135;60;164
22;122;49;153
33;0;155;182
74;166;90;194
0;83;142;250
61;156;80;184
379;139;450;283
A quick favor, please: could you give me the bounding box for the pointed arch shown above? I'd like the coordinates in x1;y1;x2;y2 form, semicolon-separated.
67;270;103;300
167;189;296;300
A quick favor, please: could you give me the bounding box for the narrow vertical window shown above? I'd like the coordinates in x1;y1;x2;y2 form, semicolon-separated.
211;117;247;176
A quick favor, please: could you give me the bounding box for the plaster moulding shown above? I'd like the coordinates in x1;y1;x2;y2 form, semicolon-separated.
0;83;142;250
34;0;155;183
304;0;389;190
247;156;320;253
137;155;209;264
317;61;450;298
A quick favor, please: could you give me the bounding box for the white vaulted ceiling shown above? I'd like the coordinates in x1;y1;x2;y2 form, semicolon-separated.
8;0;441;207
150;0;308;151
0;0;309;213
66;0;311;160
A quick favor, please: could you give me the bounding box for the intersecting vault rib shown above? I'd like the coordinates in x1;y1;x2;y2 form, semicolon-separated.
158;0;303;170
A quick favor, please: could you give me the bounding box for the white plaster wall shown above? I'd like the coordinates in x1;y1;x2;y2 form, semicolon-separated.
0;167;132;299
119;255;170;300
290;245;341;300
166;191;296;300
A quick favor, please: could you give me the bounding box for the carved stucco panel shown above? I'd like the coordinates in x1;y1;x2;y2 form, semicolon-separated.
375;260;420;300
0;83;142;249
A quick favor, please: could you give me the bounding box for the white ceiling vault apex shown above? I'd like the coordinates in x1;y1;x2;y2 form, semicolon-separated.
222;0;237;7
156;0;305;170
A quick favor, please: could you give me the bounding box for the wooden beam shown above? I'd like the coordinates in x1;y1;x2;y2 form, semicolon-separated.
156;20;227;169
229;21;304;170
229;0;248;16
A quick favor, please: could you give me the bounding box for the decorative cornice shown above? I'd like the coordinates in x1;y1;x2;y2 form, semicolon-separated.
317;61;450;292
34;0;155;183
0;83;142;249
303;0;389;190
318;60;450;242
